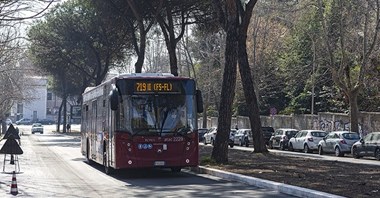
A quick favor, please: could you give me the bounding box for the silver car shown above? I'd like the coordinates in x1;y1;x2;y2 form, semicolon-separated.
289;130;327;153
233;129;252;147
351;132;380;160
203;127;235;148
318;131;360;157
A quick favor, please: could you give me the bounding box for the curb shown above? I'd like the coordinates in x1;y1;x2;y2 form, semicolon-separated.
190;166;346;198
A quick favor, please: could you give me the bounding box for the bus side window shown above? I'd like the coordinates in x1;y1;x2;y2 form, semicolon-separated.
110;88;119;110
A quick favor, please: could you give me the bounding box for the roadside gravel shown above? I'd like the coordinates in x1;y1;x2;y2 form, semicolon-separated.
199;145;380;198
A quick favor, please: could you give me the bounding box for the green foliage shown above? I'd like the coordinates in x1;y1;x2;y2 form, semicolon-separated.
28;0;133;98
272;3;351;114
206;106;219;117
191;28;224;117
200;156;217;166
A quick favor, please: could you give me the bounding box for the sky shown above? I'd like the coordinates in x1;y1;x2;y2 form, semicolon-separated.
15;0;63;39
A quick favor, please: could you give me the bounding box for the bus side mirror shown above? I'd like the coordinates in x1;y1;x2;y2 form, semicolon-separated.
110;88;119;111
196;90;203;113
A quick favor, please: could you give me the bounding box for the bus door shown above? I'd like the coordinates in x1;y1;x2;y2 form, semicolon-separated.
91;100;97;159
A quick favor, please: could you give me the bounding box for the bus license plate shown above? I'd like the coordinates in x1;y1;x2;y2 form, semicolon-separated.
154;161;165;166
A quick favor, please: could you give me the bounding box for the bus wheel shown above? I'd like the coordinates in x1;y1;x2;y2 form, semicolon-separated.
171;167;181;173
86;152;92;164
103;152;113;175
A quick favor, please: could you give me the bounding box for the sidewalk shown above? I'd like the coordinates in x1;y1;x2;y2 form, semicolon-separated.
189;166;346;198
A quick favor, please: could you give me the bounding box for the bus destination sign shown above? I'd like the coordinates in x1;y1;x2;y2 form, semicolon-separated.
135;81;178;93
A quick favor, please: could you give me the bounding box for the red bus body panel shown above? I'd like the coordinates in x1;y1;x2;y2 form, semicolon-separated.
113;133;199;169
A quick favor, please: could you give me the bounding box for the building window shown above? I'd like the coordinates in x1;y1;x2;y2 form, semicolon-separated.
47;92;52;100
17;103;23;114
47;108;52;115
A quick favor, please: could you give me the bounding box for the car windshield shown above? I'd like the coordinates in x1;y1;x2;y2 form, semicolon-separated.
262;127;274;134
311;132;327;137
33;123;42;127
342;133;360;140
286;131;298;137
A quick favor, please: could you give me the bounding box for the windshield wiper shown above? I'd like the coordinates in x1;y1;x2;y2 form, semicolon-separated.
174;126;191;137
160;109;169;134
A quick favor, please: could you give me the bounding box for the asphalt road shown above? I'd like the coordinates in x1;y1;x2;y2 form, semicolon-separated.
0;125;295;197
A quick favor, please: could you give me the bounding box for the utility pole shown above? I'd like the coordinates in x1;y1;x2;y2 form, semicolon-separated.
310;34;316;115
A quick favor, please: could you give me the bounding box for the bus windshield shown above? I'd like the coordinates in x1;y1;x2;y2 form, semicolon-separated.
119;94;195;136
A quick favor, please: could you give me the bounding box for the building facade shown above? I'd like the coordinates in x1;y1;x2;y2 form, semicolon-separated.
12;76;48;122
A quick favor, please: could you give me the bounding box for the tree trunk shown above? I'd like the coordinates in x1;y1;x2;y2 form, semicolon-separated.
348;90;360;133
57;101;63;132
238;35;268;153
167;44;179;76
126;0;151;74
211;0;239;164
134;51;145;73
134;21;147;73
63;96;67;133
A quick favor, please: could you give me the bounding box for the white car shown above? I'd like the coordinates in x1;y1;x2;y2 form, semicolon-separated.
31;123;44;134
203;127;217;145
203;127;234;147
288;130;327;153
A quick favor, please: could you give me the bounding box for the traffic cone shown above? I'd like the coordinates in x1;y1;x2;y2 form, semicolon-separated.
10;171;18;195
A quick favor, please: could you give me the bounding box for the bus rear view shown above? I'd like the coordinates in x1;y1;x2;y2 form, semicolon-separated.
81;73;203;174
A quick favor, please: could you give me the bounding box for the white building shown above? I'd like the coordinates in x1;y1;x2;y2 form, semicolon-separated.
12;76;48;122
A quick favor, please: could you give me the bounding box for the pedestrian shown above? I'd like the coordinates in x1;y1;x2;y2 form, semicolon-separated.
66;123;71;132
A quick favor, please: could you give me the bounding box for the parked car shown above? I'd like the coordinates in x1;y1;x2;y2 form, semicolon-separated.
233;129;252;147
203;127;234;148
318;131;360;157
351;132;380;160
31;123;44;134
198;128;208;142
15;118;32;125
203;127;217;145
288;130;327;153
269;128;299;150
232;127;274;147
39;119;56;125
262;127;275;145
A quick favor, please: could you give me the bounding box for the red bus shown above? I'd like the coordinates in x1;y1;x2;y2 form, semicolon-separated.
81;73;203;174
